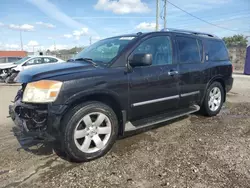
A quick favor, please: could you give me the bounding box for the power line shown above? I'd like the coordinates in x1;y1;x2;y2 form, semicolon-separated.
166;0;249;33
168;14;250;24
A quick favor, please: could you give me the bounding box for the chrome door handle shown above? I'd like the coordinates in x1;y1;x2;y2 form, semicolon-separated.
168;70;179;76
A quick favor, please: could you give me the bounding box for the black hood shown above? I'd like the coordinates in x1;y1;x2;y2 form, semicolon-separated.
16;61;98;83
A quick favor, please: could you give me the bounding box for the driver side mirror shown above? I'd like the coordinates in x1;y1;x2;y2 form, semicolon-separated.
129;53;152;67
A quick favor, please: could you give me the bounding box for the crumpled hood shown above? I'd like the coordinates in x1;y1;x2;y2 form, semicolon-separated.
15;61;98;83
0;63;16;69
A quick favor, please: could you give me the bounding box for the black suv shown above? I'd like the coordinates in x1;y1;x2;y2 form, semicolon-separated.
9;29;233;162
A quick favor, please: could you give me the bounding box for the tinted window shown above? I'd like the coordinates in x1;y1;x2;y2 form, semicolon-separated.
26;57;43;65
177;36;201;64
131;36;172;65
49;58;58;62
206;40;229;61
43;57;58;63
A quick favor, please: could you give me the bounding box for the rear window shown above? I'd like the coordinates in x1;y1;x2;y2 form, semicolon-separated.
206;40;229;61
7;57;19;62
0;57;6;63
176;36;201;64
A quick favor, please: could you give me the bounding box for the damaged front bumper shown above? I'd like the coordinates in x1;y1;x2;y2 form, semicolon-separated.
9;94;67;148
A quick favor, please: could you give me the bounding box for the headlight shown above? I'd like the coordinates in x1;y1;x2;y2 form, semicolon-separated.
22;80;63;103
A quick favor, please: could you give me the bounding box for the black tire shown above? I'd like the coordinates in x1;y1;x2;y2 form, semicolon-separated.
5;76;11;84
5;73;18;84
201;81;225;116
59;101;118;162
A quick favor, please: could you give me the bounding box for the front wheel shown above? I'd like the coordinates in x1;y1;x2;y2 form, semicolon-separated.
201;82;224;116
5;73;18;83
60;101;118;162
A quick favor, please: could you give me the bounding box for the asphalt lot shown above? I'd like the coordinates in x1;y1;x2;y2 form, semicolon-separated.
0;74;250;188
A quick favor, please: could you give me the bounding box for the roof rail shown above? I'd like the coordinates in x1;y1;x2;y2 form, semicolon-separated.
161;28;217;38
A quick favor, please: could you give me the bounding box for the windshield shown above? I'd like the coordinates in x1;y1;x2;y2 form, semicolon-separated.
14;57;31;64
74;36;136;64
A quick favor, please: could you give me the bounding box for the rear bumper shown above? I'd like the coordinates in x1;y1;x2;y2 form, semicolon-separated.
225;77;234;93
9;99;67;147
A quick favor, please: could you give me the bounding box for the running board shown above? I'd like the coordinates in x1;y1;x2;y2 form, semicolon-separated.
124;105;200;132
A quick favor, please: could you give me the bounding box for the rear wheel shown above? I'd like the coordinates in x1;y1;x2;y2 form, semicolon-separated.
60;101;118;162
201;82;224;116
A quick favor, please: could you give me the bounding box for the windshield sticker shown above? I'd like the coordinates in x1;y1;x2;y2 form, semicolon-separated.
119;37;135;40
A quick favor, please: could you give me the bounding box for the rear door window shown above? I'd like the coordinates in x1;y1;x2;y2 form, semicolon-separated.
206;40;229;61
176;36;201;64
43;57;58;63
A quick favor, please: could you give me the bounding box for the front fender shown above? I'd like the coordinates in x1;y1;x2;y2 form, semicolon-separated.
64;89;121;106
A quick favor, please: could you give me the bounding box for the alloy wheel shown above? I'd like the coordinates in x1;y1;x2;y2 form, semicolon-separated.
208;86;222;112
74;112;112;153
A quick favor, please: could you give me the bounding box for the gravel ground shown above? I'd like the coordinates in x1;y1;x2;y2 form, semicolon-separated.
0;75;250;188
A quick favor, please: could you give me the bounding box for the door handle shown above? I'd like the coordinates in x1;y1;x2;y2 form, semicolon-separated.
168;70;179;76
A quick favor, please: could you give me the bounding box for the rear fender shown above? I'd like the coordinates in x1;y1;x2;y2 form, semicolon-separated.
200;75;226;105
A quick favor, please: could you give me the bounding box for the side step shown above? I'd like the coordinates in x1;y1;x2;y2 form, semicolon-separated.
124;105;200;132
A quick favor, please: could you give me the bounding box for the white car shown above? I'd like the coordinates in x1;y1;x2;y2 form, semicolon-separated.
0;56;65;83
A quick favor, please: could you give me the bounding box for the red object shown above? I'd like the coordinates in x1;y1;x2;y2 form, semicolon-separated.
0;51;27;57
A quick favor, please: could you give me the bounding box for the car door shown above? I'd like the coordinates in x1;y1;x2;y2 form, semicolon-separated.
175;35;207;107
128;34;180;120
23;57;43;70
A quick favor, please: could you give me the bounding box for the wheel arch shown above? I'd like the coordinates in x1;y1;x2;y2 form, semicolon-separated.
62;91;124;136
200;76;226;105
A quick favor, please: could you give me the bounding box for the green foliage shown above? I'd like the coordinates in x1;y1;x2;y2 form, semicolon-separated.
58;47;84;55
222;35;248;47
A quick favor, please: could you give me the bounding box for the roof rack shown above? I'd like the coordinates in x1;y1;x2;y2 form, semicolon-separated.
161;28;217;38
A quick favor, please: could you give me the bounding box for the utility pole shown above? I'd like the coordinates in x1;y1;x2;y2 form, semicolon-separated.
54;41;56;51
156;0;159;31
19;28;23;51
89;36;92;45
163;0;167;29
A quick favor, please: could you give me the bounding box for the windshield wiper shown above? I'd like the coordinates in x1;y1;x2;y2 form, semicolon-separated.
73;58;97;66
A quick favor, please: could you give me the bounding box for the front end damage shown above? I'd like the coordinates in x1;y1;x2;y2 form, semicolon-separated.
0;68;18;83
0;69;11;80
9;85;63;149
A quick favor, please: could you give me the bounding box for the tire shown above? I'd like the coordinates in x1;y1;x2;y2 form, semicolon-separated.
201;81;225;116
5;73;17;84
5;76;11;84
60;101;118;162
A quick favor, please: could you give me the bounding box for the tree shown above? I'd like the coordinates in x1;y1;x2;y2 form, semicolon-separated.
222;35;248;47
46;49;51;55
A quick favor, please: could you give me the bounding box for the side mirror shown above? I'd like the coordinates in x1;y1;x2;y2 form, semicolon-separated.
129;53;152;67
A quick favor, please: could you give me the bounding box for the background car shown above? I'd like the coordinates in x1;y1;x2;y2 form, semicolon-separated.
0;56;64;83
0;56;22;64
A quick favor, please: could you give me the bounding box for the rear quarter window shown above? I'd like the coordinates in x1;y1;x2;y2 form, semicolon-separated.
206;40;229;61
